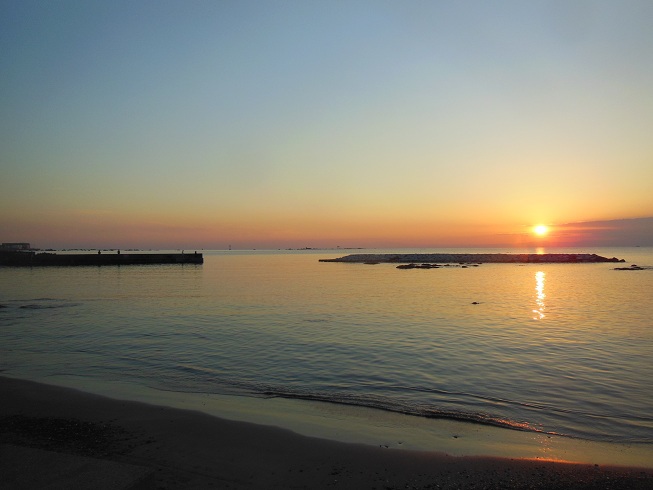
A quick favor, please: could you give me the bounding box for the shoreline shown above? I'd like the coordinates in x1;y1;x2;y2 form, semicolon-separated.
38;374;653;468
2;376;652;489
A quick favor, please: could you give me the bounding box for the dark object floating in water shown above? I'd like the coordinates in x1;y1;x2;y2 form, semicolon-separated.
396;263;440;269
320;253;626;264
614;264;645;271
0;250;203;267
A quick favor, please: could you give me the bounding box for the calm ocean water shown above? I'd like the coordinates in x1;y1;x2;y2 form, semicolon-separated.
1;247;652;445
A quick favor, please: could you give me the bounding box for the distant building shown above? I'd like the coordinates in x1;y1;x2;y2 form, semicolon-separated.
1;242;31;250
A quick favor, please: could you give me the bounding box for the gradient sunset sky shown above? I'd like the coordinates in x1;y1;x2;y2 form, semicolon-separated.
2;1;652;249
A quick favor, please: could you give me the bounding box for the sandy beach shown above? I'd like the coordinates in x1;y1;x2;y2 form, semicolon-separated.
1;376;651;489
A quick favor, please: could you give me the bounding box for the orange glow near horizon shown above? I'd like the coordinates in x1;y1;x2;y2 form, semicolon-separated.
2;206;651;249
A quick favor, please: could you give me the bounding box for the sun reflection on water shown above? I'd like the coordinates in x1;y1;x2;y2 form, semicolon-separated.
533;271;546;320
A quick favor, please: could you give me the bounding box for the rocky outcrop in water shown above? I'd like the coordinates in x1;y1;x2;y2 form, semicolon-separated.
320;253;625;264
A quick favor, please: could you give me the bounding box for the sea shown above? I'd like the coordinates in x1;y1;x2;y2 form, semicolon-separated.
1;247;652;454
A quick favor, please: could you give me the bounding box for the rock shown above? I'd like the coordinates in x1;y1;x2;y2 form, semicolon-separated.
320;253;626;264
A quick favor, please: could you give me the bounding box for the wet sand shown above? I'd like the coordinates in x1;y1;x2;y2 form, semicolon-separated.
1;376;651;489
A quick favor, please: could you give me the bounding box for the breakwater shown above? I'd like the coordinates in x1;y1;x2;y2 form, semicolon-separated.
0;251;203;267
320;253;625;264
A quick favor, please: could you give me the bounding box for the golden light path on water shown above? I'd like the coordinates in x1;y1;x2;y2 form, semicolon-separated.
533;271;546;320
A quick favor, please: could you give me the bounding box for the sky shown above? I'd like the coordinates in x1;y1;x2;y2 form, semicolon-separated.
1;0;652;249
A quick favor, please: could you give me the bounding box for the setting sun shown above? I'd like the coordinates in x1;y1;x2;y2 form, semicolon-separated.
533;225;549;236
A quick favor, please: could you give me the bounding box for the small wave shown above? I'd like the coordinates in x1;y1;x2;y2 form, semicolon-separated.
11;297;60;302
400;384;617;420
166;365;554;436
260;388;551;435
19;303;78;310
6;298;79;310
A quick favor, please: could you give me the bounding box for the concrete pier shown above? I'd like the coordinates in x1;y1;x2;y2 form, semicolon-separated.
0;251;203;267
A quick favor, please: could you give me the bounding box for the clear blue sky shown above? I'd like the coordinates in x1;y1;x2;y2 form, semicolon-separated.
2;1;652;248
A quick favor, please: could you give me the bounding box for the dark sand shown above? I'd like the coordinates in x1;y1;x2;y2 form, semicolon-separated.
1;376;651;489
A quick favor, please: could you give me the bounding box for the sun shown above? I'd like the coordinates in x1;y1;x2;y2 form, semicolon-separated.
533;224;549;236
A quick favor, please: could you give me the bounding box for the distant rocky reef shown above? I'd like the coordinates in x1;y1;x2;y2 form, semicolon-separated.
320;253;625;265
